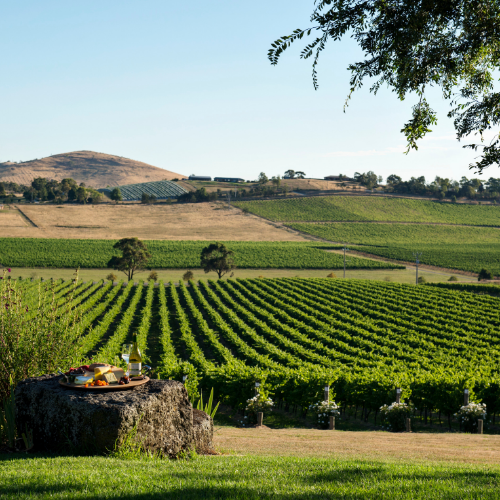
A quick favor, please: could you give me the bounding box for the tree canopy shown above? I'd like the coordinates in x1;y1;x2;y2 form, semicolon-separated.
107;238;151;281
269;0;500;173
200;242;236;279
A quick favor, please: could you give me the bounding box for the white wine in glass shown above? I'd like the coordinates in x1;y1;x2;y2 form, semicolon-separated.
122;344;132;376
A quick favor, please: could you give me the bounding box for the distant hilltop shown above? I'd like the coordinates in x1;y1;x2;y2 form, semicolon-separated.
0;151;185;188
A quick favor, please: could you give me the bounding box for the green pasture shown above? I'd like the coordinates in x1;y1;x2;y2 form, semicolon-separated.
235;195;500;225
1;454;499;499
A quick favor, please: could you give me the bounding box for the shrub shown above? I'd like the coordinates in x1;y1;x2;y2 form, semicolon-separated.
245;395;274;424
417;276;427;284
308;400;340;429
454;403;487;433
478;268;493;281
327;272;336;278
0;270;85;400
148;271;158;281
183;270;194;281
106;273;118;282
451;195;457;203
242;207;250;214
380;402;412;432
448;276;458;281
384;276;391;282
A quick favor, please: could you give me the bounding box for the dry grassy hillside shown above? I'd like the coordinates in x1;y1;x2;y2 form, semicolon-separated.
0;151;185;188
2;203;308;241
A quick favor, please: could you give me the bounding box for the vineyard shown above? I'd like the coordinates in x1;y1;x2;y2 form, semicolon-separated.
16;277;500;424
99;180;188;201
288;223;500;275
0;238;402;269
234;196;500;225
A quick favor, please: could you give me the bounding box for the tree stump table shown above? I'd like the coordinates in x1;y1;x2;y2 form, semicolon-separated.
16;374;213;456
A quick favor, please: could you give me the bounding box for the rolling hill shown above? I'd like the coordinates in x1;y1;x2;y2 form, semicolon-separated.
0;151;185;188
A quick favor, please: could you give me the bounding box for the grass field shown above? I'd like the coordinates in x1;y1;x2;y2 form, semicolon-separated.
235;195;500;225
1;451;500;499
5;203;308;241
9;266;474;284
289;222;500;275
0;238;402;270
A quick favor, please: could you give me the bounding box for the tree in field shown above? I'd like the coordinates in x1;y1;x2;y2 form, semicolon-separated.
284;169;296;179
258;172;269;185
183;270;194;281
478;268;493;281
107;238;151;281
110;187;122;201
200;242;236;279
295;171;306;179
269;1;500;173
271;175;281;190
76;186;87;204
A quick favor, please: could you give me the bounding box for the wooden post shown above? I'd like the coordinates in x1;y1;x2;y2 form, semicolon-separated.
478;419;483;435
257;412;263;426
406;418;411;433
464;389;469;406
396;388;401;404
324;385;330;402
255;381;260;396
329;416;335;430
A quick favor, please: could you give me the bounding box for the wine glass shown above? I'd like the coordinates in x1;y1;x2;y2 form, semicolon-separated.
122;344;132;376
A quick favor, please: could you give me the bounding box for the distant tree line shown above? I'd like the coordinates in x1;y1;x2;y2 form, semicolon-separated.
0;177;104;204
353;171;500;201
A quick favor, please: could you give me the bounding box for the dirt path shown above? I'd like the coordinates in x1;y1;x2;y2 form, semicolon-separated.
214;427;500;465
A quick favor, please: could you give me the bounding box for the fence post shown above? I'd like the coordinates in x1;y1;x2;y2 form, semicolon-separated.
464;389;469;406
324;384;330;402
396;388;401;404
329;416;335;430
257;412;263;426
478;419;483;435
406;418;411;433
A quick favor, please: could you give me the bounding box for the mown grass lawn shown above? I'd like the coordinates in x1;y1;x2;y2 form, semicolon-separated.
1;454;499;499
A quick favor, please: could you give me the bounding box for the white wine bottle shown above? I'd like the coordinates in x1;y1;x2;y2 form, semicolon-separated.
129;333;142;377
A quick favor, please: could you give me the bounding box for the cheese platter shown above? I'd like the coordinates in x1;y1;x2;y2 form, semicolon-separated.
58;363;150;391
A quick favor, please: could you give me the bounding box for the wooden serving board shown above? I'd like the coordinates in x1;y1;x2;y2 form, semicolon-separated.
59;376;149;391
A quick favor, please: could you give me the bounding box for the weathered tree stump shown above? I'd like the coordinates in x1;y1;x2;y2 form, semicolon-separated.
15;374;213;456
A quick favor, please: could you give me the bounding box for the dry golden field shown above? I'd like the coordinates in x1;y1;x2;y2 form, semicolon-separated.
4;203;308;241
215;427;500;464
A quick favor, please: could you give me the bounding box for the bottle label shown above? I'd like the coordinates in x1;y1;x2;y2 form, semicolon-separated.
130;363;142;376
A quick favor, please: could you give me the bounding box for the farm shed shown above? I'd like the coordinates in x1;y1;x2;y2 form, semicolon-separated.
188;175;212;181
214;177;245;183
324;175;354;181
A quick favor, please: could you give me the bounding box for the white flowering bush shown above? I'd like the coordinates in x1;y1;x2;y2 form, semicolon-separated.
454;403;487;433
245;395;274;424
380;402;412;432
309;401;340;429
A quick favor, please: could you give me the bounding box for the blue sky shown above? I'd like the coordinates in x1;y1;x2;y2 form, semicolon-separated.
0;1;493;182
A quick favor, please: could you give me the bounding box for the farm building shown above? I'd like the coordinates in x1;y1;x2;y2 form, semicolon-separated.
324;175;354;181
98;180;188;201
189;175;212;181
214;177;245;183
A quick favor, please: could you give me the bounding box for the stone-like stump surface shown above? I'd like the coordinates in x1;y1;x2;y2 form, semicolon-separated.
16;375;213;455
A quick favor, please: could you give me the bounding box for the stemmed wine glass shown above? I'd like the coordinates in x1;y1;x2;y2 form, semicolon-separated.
122;344;132;377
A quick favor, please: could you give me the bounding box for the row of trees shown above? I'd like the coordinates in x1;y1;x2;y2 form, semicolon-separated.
353;171;500;201
1;177;104;204
109;239;235;280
